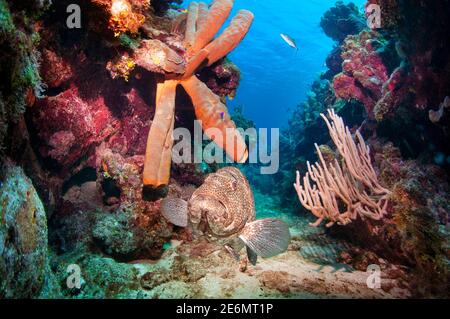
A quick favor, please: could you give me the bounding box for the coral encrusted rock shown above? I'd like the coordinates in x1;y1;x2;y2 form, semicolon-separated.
32;85;120;171
320;1;365;43
0;162;48;298
333;31;390;117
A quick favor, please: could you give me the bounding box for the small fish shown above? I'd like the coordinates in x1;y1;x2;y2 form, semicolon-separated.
160;167;291;265
429;96;450;124
220;112;225;120
280;33;298;51
429;107;444;124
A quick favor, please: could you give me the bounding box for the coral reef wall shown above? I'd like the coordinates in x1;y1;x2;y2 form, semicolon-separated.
272;1;450;297
0;0;449;299
0;0;49;155
0;0;242;298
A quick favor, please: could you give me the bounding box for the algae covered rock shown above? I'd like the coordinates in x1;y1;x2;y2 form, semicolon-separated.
0;163;48;298
92;211;139;260
53;248;143;298
92;205;173;261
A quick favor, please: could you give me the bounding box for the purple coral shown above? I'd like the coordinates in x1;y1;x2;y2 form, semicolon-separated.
198;59;241;99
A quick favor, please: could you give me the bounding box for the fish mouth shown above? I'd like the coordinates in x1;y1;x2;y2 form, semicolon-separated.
198;209;216;236
190;195;229;237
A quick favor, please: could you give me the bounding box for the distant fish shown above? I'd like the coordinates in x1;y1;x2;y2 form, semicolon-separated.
160;167;291;265
280;33;298;51
429;96;450;123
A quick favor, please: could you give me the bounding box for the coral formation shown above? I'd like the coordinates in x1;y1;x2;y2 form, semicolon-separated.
333;1;450;124
197;59;241;100
294;110;390;227
0;0;449;300
32;85;120;171
0;0;47;155
108;0;146;37
269;1;450;298
106;53;137;81
319;1;365;80
329;141;450;297
320;1;365;43
0;162;49;298
143;0;254;191
333;30;389;118
1;0;211;290
93;145;174;260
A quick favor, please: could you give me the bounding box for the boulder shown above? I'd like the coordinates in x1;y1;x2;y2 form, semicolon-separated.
0;163;48;298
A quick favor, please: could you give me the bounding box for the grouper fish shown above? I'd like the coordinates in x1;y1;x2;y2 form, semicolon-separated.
160;167;291;265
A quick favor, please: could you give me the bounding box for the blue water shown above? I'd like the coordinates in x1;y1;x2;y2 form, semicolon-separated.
182;0;366;129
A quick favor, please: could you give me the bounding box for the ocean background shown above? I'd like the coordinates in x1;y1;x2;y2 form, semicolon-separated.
182;0;367;129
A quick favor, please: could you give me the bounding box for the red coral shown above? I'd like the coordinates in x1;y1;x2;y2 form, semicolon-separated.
374;51;444;120
107;88;153;156
32;84;155;175
333;74;375;111
199;60;241;99
333;31;389;117
40;49;74;88
33;84;120;171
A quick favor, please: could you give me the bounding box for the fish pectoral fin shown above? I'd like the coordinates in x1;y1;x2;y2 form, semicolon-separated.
224;245;240;262
246;246;257;266
239;219;291;258
160;198;189;227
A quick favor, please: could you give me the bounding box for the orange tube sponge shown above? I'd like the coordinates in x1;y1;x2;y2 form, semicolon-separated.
184;2;199;48
204;10;254;66
181;76;248;163
196;2;209;32
143;80;178;188
190;0;234;55
183;48;209;79
143;0;254;191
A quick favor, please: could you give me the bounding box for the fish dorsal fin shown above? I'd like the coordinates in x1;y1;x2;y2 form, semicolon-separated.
160;198;189;227
239;218;291;258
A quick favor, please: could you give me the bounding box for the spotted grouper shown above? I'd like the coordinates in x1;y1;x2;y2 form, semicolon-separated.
160;167;291;265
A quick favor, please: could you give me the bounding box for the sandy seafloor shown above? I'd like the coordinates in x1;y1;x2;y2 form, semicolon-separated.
68;190;409;299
